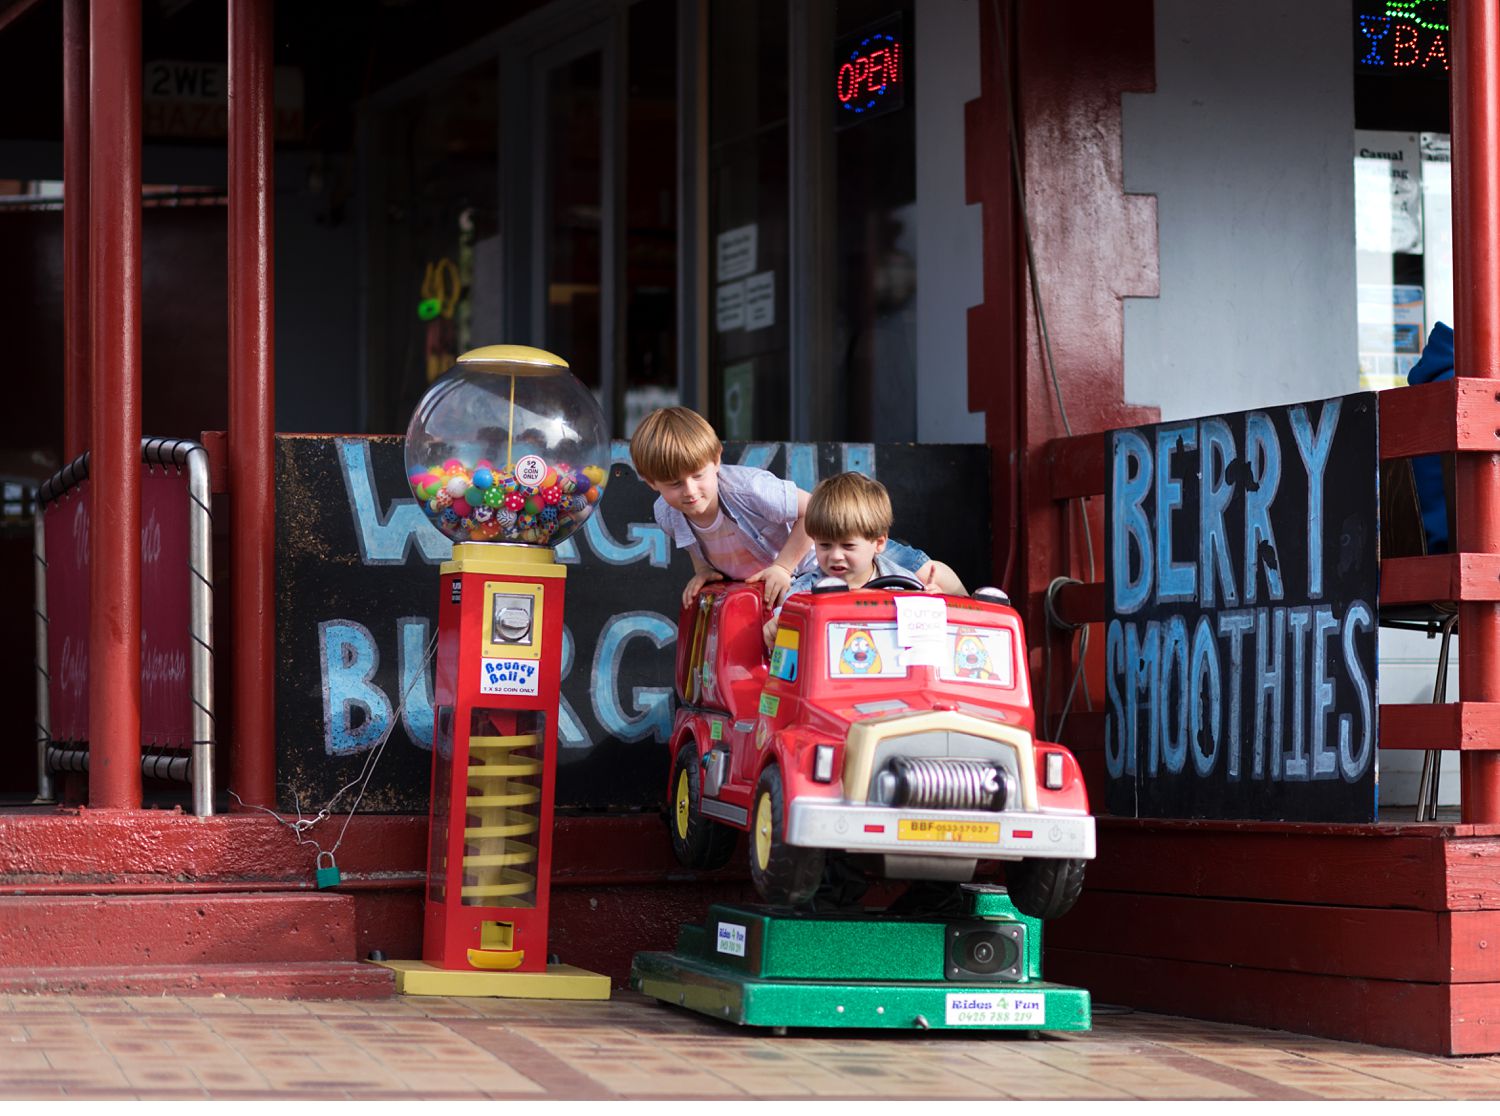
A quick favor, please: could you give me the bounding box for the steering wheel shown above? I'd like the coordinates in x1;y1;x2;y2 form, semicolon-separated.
864;574;926;592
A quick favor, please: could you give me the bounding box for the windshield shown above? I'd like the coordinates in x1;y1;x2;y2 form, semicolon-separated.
824;622;1015;686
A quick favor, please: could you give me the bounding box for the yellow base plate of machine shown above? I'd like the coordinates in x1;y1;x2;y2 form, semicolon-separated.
371;959;611;999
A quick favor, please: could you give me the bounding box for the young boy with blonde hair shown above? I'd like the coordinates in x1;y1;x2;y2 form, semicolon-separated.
630;407;962;609
762;472;966;647
631;407;812;608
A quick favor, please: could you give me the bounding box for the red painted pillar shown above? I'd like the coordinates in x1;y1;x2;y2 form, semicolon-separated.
1451;0;1500;824
87;0;142;809
966;0;1157;717
63;0;89;461
228;0;277;808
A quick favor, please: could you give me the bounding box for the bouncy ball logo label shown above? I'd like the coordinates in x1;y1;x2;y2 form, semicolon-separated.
480;657;540;696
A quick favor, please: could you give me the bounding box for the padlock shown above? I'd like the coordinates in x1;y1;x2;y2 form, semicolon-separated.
315;851;341;889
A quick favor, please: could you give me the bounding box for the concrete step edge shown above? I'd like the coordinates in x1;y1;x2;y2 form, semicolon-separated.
0;961;395;1000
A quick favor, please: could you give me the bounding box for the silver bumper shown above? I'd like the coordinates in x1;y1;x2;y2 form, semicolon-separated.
785;800;1096;860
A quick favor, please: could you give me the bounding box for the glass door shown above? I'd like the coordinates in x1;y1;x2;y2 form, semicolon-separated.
513;0;679;437
529;27;615;423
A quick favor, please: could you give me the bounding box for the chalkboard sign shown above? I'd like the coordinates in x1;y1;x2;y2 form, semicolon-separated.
274;436;990;814
1103;395;1380;822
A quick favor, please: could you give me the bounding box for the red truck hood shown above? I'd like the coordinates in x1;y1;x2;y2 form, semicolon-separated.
800;689;1032;742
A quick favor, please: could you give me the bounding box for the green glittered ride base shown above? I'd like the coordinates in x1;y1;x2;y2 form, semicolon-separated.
630;885;1090;1033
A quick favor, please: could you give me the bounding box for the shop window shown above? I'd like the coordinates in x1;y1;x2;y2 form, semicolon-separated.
1352;0;1451;391
544;52;604;398
370;59;500;434
622;0;680;435
1354;130;1451;390
707;0;791;439
707;0;918;442
830;1;917;443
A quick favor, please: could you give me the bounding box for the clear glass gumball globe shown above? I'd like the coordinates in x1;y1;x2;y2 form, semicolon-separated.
404;346;610;547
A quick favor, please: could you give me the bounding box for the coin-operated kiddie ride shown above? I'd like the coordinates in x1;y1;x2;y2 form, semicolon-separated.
631;580;1095;1032
374;345;611;998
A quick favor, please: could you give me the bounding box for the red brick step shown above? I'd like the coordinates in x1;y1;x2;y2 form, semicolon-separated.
0;892;360;968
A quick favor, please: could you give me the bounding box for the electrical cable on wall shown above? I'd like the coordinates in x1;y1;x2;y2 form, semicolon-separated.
1044;575;1092;740
990;0;1097;738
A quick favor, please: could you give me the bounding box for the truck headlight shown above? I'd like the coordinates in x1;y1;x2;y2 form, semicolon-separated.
813;744;836;783
1044;751;1064;790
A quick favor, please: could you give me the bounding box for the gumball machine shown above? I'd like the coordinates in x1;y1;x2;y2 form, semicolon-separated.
378;345;610;998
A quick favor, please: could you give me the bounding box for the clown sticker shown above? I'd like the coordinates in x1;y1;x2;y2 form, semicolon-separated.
826;623;904;678
939;627;1014;687
952;628;996;679
839;628;882;675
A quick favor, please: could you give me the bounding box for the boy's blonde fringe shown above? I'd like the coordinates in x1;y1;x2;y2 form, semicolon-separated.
806;472;892;542
629;407;722;483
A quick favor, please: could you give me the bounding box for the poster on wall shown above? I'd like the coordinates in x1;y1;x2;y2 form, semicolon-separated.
1357;283;1424;391
716;224;757;282
1355;130;1422;256
1355;129;1432;390
1420;131;1454;336
715;280;746;333
721;362;755;438
1103;394;1380;822
743;271;775;331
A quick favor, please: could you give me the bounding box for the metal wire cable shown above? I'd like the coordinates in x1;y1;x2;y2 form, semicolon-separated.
229;628;440;867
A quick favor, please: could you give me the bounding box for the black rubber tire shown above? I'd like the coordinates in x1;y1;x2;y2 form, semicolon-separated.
749;764;825;907
667;742;737;871
1005;856;1087;920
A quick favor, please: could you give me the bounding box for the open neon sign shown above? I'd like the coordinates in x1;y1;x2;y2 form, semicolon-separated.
835;15;906;126
1356;0;1450;76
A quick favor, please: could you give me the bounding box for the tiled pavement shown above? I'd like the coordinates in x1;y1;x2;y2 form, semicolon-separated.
3;991;1500;1101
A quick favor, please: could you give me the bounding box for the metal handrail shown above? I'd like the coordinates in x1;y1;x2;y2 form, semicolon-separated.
33;512;50;803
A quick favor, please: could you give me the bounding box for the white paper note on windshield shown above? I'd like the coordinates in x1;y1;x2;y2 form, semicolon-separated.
896;595;946;667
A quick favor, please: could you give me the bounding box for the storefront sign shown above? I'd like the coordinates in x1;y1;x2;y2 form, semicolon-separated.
1355;1;1450;77
834;14;906;126
143;59;305;140
1104;395;1380;822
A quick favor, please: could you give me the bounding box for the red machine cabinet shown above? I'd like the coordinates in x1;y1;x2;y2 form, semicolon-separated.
424;542;566;973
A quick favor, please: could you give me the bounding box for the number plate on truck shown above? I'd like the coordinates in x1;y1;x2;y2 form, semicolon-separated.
897;819;1000;843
